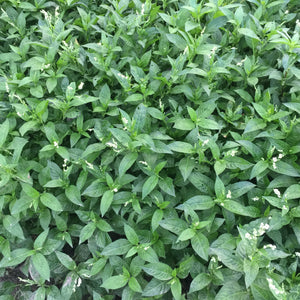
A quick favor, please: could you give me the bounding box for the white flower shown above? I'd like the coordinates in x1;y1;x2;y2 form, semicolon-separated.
113;188;118;192
230;150;237;157
274;188;281;198
272;157;278;162
264;244;276;250
106;139;118;149
272;162;277;169
53;141;59;148
245;232;252;240
183;46;188;55
202;139;209;146
211;257;217;262
144;246;150;251
295;252;300;258
296;19;300;26
282;205;288;210
5;82;9;93
85;160;94;169
141;3;145;15
285;10;289;14
62;40;68;47
278;153;284;159
220;202;224;207
78;82;84;90
76;278;82;287
122;117;129;125
252;196;259;201
124;201;129;207
55;6;59;18
226;190;232;199
67;85;73;90
139;161;148;166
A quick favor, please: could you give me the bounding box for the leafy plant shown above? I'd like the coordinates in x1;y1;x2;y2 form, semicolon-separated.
1;0;300;299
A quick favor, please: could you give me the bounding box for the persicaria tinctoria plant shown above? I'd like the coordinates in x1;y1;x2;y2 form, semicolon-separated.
0;0;300;299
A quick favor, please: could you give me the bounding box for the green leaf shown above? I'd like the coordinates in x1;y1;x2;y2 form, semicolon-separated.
222;200;260;217
101;239;132;256
177;228;195;242
215;176;225;199
173;118;195;130
124;224;139;245
3;215;24;239
90;258;107;276
166;33;187;50
143;262;173;280
189;273;212;293
65;185;84;206
283;184;300;200
191;232;209;261
169;142;194;153
215;281;249;300
119;152;138;177
142;278;170;297
0;248;34;268
82;180;106;197
244;259;259;288
244;119;266;134
151;209;164;231
34;228;49;250
178;157;195;181
177;195;215;211
109;128;131;146
271;161;300;177
128;277;143;293
250;160;269;179
170;277;182;300
79;222;96;244
40;193;63;211
0;119;9;148
30;85;43;98
142;175;158;199
101;275;128;289
197;118;221;130
32;253;50;281
238;28;260;41
46;77;57;93
100;190;114;216
55;251;76;270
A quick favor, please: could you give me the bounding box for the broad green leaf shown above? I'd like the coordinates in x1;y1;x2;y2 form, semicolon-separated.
101;239;132;256
238;28;260;41
250;160;269;179
65;185;84;206
159;218;188;235
166;33;187;50
79;222;96;244
0;119;9;148
119;152;138;177
0;248;34;268
191;232;209;261
124;224;139;245
173;118;195;130
151;209;164;231
244;259;259;288
244;119;266;134
216;281;249;300
177;228;195;242
142;278;170;297
271;161;300;177
143;262;173;280
32;253;50;281
197;118;221;130
128;277;142;293
3;215;24;239
142;175;158;199
40;193;63;211
170;277;181;300
100;190;114;216
177;195;215;211
56;251;76;270
101;275;128;289
90;258;107;276
283;184;300;200
169;142;194;153
34;228;49;250
178;157;195;181
189;273;212;293
222;200;260;217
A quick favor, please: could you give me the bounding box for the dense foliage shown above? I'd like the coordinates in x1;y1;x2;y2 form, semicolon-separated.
1;0;300;299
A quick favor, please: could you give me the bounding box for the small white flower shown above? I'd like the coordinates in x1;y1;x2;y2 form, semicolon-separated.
220;202;224;207
264;244;276;250
62;40;68;47
272;162;277;169
113;188;118;192
202;139;209;146
278;153;284;159
122;117;129;125
17;112;22;117
245;233;251;240
76;278;82;287
55;6;59;18
296;19;300;26
106;139;118;149
211;257;217;262
274;188;281;198
139;161;148;166
230;150;237;157
183;46;188;55
144;246;150;251
67;85;73;90
295;252;300;258
141;3;145;15
226;190;232;199
272;157;278;162
5;82;9;93
85;160;94;169
78;82;84;90
53;141;59;148
285;10;289;14
252;196;259;201
124;201;129;207
282;205;288;210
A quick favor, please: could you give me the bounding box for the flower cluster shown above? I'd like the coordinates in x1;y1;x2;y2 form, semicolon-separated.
267;278;284;296
245;222;270;241
272;151;284;169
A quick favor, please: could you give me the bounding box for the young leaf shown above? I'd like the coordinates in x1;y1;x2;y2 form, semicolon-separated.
142;175;158;199
191;232;209;261
55;251;76;270
100;190;114;216
189;273;212;293
40;193;63;211
32;253;50;281
143;262;173;280
101;275;128;289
